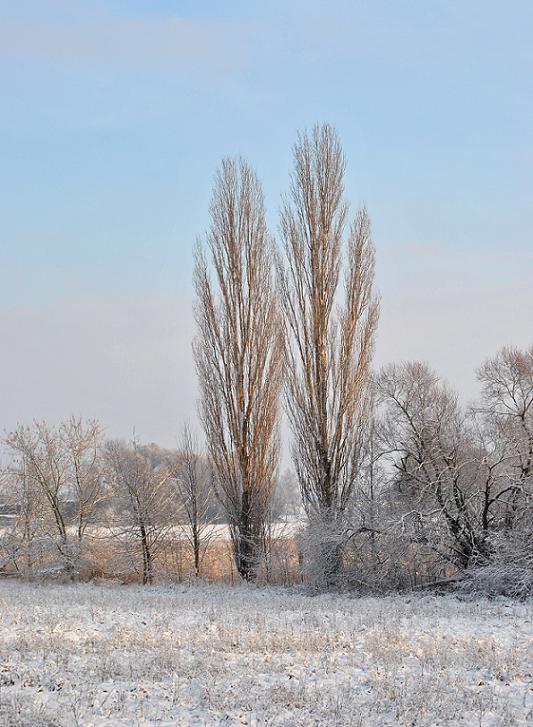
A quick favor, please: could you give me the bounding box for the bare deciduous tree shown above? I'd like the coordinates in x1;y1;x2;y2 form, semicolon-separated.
105;438;175;585
5;422;72;570
476;345;533;527
377;363;480;570
0;459;47;576
277;123;379;585
376;359;533;574
60;417;106;541
173;424;216;577
4;419;106;575
194;157;283;580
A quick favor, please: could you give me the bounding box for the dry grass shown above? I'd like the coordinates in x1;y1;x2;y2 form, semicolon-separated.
0;581;531;725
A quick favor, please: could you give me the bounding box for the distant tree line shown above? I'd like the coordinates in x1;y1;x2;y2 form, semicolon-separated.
1;124;531;596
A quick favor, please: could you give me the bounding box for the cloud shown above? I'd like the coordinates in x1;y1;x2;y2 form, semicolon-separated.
0;15;249;74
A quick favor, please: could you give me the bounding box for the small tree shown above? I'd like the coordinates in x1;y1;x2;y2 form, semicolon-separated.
5;422;73;572
60;417;106;542
105;438;175;584
476;345;533;528
0;459;47;576
4;419;106;575
173;425;216;577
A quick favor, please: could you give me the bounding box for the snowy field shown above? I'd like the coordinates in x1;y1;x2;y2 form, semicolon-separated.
0;582;531;726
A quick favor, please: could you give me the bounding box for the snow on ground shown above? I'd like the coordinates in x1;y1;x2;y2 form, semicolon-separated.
0;582;531;726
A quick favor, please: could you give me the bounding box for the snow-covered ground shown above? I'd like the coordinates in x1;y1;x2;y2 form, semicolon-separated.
0;582;531;726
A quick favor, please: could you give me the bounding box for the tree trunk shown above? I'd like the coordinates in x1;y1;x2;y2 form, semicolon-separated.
139;521;152;585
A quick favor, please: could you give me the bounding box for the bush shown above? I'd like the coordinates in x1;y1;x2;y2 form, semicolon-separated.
462;527;533;599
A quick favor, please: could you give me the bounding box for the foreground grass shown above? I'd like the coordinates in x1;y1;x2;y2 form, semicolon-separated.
0;582;531;726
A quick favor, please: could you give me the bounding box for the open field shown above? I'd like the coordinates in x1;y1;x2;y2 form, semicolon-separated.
0;582;531;726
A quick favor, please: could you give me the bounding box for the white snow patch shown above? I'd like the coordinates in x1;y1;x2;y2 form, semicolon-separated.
0;581;531;725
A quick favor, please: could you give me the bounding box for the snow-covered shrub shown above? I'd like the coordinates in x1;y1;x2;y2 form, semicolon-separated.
462;526;533;599
297;514;348;590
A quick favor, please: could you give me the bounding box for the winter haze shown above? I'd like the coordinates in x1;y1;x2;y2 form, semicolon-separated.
1;1;532;445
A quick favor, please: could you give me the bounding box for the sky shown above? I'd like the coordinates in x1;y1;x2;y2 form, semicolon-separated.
1;0;532;447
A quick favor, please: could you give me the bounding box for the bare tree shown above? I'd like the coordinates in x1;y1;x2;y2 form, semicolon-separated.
194;157;283;580
4;419;106;575
376;360;532;574
60;417;106;541
277;123;379;586
476;345;533;527
5;422;72;571
376;363;478;571
456;344;533;595
173;424;216;577
0;458;47;576
105;438;175;585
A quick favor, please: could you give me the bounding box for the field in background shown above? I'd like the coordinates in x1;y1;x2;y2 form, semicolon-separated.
0;582;531;726
0;522;305;586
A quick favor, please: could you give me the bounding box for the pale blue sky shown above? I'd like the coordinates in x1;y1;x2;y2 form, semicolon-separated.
1;1;532;444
